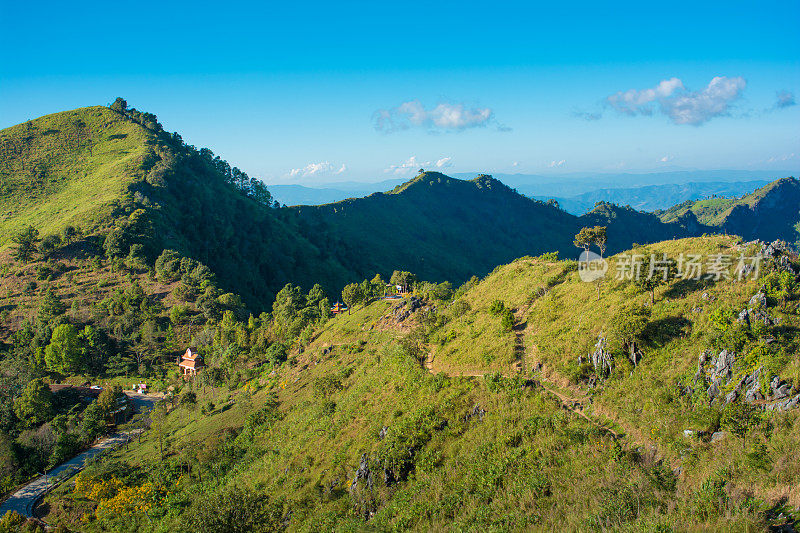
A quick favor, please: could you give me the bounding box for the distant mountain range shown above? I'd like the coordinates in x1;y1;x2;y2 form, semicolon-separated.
268;170;793;214
542;180;771;215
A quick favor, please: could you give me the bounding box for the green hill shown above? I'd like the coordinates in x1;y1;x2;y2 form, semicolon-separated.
656;177;800;247
294;172;707;286
0;104;353;309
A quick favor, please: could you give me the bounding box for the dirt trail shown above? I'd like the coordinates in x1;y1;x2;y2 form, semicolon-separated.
423;307;632;442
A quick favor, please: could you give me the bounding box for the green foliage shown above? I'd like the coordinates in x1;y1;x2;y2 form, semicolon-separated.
11;226;40;263
264;342;288;365
38;287;65;322
488;299;505;316
44;324;82;373
632;250;678;303
13;379;54;428
720;402;758;446
499;308;514;332
183;485;284;533
341;282;362;313
377;406;445;482
607;304;651;355
38;234;62;258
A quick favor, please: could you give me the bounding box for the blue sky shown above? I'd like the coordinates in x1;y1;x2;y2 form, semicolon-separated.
1;0;798;183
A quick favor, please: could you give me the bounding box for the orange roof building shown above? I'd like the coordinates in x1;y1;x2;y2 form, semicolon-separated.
179;347;204;377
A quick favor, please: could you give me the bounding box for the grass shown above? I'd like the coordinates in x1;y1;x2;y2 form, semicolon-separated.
0;106;151;247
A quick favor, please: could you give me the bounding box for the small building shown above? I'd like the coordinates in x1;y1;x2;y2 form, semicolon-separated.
331;301;348;315
179;347;204;378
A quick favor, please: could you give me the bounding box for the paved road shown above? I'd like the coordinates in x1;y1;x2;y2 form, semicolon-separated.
0;431;139;518
0;391;161;519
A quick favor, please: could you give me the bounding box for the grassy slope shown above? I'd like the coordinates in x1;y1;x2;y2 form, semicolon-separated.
0;106;149;244
0;106;355;310
434;235;799;505
45;236;798;531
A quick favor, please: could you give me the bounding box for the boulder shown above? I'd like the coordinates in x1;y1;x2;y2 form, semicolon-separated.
350;453;373;492
710;431;726;443
589;336;613;377
749;292;767;309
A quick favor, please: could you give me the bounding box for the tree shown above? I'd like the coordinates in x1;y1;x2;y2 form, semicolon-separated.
341;283;362;314
61;225;79;245
79;401;107;443
39;287;66;322
14;378;54;428
721;402;757;450
573;227;594;258
592;226;608;258
39;234;62;258
390;271;417;293
633;252;677;304
607;305;651;367
45;323;82;373
11;226;40;263
370;274;386;298
110;97;128;113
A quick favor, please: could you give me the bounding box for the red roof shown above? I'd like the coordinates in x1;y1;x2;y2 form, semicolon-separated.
183;348;202;361
179;360;200;369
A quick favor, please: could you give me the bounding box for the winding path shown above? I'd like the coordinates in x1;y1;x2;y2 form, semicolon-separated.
0;391;161;519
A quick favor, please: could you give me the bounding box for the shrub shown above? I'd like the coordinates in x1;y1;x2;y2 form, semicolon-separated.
489;300;505;316
154;249;182;282
264;342;287;365
180;392;197;406
500;308;514;332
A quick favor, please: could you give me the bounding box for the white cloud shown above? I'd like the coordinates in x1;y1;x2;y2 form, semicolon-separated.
607;77;684;116
659;155;674;163
287;161;347;178
548;159;566;168
512;161;520;167
767;153;796;163
374;100;495;133
661;76;746;125
775;90;796;109
606;76;746;125
385;156;453;175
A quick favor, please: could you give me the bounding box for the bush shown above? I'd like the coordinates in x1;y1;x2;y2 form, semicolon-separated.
180;392;197;406
264;342;287;366
183;486;284;533
500;308;514;332
154;249;182;282
489;300;505;316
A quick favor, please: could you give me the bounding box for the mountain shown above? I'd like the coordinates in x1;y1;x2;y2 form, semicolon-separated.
453;170;795;198
2;104;795;313
543;180;771;215
0;105;354;309
656;177;800;247
293;172;707;285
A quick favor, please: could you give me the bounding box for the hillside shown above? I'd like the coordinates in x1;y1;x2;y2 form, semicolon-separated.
294;172;705;286
31;235;800;531
657;177;800;247
0;104;353;310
